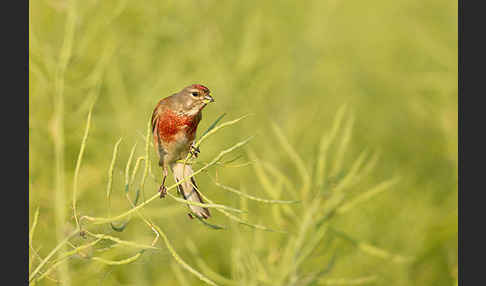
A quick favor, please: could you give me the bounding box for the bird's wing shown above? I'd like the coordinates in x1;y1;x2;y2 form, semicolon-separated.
151;98;170;161
151;96;173;133
151;102;160;135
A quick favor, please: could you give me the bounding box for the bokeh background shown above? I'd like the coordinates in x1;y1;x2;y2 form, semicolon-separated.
29;0;457;285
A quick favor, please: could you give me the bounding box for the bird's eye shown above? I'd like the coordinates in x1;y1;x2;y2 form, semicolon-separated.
191;92;199;97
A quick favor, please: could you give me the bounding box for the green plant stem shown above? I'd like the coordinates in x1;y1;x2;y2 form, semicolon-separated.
82;137;253;225
152;224;218;286
29;229;79;283
72;104;94;229
52;1;77;284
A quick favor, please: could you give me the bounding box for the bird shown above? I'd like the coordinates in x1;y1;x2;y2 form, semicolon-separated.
151;84;215;219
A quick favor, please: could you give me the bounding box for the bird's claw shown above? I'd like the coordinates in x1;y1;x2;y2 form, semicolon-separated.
190;144;200;158
158;185;167;198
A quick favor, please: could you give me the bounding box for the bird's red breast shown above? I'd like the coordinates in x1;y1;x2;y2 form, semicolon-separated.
156;109;200;143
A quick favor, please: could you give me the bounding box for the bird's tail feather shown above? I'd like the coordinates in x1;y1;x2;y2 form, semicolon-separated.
171;163;210;219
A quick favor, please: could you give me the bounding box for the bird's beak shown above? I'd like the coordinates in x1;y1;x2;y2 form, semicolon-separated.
203;95;215;104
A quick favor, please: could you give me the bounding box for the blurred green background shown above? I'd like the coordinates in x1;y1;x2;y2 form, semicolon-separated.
29;0;457;285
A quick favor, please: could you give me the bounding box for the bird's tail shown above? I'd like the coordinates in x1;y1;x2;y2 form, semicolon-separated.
171;162;210;219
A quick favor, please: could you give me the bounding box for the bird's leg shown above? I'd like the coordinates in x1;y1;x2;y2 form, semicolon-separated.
159;167;168;198
189;143;200;158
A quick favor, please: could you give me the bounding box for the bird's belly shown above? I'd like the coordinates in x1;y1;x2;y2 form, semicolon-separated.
164;130;194;163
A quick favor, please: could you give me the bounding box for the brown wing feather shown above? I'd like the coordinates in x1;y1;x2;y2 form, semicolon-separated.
151;105;158;134
151;99;168;164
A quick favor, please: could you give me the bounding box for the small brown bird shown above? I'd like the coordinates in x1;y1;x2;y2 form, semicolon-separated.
151;84;215;219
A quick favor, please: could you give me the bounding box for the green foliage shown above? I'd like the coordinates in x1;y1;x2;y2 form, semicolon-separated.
29;0;457;285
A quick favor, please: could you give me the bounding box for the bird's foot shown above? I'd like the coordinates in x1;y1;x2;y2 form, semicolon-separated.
158;184;167;198
190;144;200;158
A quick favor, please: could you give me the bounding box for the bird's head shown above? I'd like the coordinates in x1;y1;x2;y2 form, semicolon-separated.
177;84;215;115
